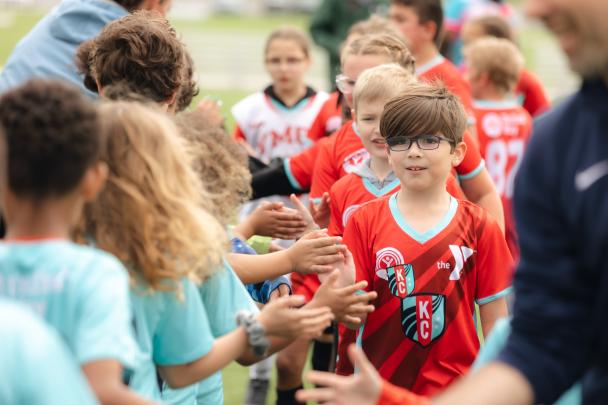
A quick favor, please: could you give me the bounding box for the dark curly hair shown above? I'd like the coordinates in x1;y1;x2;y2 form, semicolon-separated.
0;80;101;199
75;11;186;104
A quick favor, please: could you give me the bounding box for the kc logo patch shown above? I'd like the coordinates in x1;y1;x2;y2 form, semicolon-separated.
401;294;445;347
387;264;415;298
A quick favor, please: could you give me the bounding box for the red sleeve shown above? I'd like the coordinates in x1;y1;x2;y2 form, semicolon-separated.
310;139;339;200
342;210;373;292
378;380;430;405
517;70;551;117
327;184;343;237
475;209;514;304
233;125;246;142
456;130;484;180
286;139;325;190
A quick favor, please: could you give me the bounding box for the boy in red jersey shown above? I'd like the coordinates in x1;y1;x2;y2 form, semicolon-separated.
465;37;532;261
461;14;550;117
339;83;511;395
388;0;475;118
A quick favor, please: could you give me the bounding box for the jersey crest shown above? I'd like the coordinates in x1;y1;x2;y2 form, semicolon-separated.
343;148;370;173
401;294;446;347
375;247;405;280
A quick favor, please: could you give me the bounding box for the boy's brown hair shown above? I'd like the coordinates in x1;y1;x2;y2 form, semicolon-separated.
75;11;186;104
265;26;311;58
342;33;416;75
391;0;444;44
380;83;467;146
464;37;524;94
0;80;101;199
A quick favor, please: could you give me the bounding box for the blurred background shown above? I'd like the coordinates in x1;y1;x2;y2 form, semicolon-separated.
0;1;580;403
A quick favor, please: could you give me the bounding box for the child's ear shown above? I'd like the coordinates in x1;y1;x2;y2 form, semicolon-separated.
80;161;108;202
422;20;438;42
351;109;357;122
451;141;467;167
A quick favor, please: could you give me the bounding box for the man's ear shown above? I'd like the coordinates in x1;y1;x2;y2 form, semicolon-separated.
451;140;467;167
80;161;108;202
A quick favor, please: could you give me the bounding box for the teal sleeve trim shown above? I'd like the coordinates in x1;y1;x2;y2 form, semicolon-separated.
283;158;303;191
476;286;513;305
458;160;485;181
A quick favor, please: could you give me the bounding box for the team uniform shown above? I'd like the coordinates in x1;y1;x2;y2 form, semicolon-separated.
161;261;259;405
309;121;484;202
129;277;214;401
0;239;140;371
473;99;532;261
340;196;512;395
306;91;343;141
515;69;551;117
233;85;328;220
0;300;98;405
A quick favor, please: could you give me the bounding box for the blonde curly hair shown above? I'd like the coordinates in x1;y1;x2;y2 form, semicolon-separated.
79;101;227;291
174;111;252;227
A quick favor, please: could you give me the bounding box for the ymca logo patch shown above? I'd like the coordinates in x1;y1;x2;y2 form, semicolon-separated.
375;247;405;280
401;294;446;347
343;148;370;173
447;245;474;281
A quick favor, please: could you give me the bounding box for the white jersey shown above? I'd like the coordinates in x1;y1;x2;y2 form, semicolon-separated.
232;89;329;164
233;88;327;246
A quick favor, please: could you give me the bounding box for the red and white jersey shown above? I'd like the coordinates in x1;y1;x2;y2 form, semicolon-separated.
307;91;343;141
232;89;329;163
474;99;532;260
342;195;513;395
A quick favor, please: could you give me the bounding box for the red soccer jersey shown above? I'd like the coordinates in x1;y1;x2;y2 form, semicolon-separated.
417;55;474;117
309;121;482;200
307;91;343;141
341;195;512;395
515;69;550;117
474;99;532;261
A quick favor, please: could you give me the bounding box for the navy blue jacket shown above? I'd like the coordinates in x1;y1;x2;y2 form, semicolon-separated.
499;79;608;404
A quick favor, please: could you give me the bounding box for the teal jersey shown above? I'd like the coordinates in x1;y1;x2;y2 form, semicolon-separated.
162;260;259;405
474;318;581;405
0;240;139;369
0;300;99;405
130;277;215;401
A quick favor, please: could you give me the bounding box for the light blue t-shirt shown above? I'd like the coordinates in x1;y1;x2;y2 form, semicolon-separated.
0;0;127;96
474;317;582;405
129;277;215;401
0;240;139;369
162;260;259;404
0;300;99;405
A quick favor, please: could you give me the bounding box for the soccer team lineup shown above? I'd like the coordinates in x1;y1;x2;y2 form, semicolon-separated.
1;0;607;404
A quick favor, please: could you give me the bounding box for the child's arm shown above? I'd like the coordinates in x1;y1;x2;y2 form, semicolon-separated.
159;295;333;388
234;201;308;240
479;298;509;338
228;230;346;284
82;361;157;405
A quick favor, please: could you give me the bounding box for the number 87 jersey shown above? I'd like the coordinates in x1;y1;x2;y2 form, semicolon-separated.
473;99;533;261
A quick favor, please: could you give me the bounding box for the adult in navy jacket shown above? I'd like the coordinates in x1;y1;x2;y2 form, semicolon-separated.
0;0;172;96
295;0;608;404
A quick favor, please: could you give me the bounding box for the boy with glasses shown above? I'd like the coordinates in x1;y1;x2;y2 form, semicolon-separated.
338;82;511;395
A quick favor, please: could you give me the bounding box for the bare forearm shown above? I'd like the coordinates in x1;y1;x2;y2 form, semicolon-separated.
161;327;248;388
228;251;292;284
433;363;533;405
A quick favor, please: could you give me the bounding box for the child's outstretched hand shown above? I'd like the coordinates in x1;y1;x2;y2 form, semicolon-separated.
257;295;334;340
312;271;377;325
289;194;321;237
296;345;386;405
195;97;225;128
309;192;331;229
318;246;355;286
237;201;308;240
287;230;346;275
